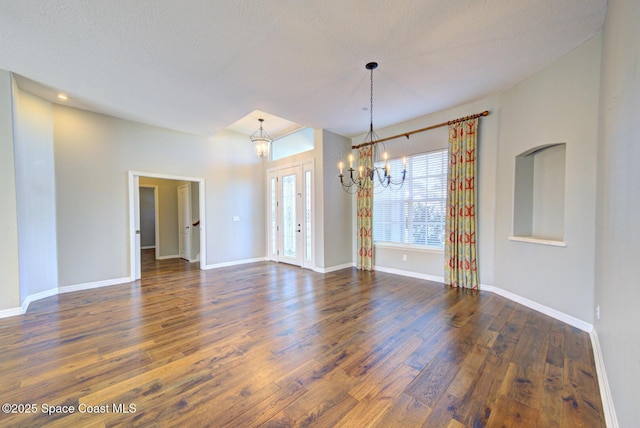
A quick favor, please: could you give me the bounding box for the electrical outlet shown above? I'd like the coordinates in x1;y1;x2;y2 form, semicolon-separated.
402;254;407;262
596;305;600;320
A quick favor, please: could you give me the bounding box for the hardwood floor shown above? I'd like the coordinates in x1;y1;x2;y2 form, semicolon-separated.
0;251;605;427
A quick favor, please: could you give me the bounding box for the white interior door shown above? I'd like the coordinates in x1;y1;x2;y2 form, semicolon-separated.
178;184;191;261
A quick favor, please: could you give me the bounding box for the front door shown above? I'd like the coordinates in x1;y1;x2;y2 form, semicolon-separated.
278;166;303;266
268;164;314;268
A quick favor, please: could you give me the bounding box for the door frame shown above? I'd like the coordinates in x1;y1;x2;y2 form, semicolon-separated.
266;160;314;269
177;183;191;261
128;171;206;280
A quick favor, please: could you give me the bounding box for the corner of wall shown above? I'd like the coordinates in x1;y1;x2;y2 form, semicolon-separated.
0;70;21;310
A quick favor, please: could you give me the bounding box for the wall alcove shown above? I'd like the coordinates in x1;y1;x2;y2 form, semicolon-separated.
511;143;567;246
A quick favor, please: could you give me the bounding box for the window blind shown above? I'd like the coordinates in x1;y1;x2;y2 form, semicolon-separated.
373;149;447;248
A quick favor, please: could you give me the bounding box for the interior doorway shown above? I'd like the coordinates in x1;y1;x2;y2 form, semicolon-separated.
129;171;206;281
139;185;159;259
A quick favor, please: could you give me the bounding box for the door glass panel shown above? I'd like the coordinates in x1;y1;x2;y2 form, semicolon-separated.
305;170;312;262
282;174;297;258
270;176;277;256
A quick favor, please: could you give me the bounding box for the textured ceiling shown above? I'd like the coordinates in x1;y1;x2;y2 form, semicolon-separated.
0;0;606;138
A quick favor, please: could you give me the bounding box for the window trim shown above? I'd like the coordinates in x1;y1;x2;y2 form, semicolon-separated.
374;241;444;254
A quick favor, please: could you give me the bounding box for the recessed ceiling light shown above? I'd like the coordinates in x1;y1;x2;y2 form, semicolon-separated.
57;93;68;101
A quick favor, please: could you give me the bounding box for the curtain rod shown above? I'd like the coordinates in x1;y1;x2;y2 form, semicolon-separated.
351;110;490;149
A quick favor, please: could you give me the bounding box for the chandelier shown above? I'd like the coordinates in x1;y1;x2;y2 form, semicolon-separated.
250;118;272;157
339;62;406;194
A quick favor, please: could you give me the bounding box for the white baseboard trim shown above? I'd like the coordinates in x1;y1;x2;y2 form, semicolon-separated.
21;288;59;313
481;284;593;333
141;245;156;250
0;306;24;318
157;254;180;260
314;262;355;273
0;277;132;319
590;329;619;428
374;265;445;283
202;257;267;270
372;266;593;333
58;277;131;295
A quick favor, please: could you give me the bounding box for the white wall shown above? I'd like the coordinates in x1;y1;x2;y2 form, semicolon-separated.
0;69;20;311
494;34;601;323
53;105;264;287
12;84;58;300
595;0;640;425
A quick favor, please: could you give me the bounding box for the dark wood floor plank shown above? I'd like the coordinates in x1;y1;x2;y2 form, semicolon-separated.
0;250;605;427
372;392;432;428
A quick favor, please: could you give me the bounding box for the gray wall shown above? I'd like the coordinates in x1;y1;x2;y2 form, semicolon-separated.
595;0;640;425
353;96;499;284
139;186;156;248
494;35;601;324
531;144;566;240
12;84;58;300
359;34;600;327
53;105;264;286
0;70;20;310
320;129;353;269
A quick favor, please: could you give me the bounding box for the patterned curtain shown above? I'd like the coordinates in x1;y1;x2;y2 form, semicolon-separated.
444;118;479;289
356;146;374;271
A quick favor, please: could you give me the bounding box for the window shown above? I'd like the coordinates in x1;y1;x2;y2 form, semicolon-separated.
271;127;314;161
373;149;447;249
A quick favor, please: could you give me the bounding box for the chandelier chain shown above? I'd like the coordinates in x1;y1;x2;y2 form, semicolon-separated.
369;66;374;133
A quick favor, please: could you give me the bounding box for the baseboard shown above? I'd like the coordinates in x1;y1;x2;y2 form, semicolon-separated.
481;284;593;333
202;257;267;270
589;329;619;427
374;265;445;283
20;288;59;313
0;305;26;318
314;262;355;273
141;245;156;250
157;254;180;260
0;277;131;319
371;266;593;333
58;277;131;295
